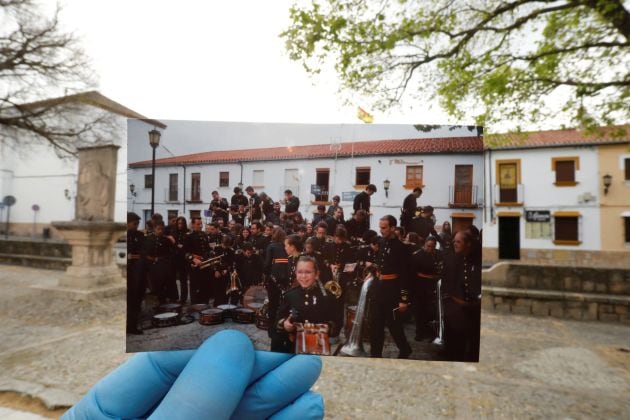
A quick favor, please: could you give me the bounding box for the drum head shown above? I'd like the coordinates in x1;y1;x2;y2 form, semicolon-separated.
243;285;268;309
217;304;238;311
201;309;223;315
154;312;178;319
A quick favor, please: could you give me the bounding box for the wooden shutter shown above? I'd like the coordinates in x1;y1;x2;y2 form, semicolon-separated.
555;217;578;241
556;160;575;182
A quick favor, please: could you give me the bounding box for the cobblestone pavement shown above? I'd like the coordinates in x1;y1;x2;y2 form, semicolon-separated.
0;265;629;419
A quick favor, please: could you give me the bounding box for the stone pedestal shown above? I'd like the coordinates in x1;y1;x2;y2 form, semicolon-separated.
35;145;126;300
51;221;125;288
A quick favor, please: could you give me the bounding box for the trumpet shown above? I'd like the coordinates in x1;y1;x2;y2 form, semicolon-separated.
197;255;222;270
324;264;342;299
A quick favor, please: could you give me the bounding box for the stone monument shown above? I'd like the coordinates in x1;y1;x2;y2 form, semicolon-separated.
38;145;125;298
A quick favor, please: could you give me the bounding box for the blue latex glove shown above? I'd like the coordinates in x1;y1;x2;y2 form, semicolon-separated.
62;330;324;419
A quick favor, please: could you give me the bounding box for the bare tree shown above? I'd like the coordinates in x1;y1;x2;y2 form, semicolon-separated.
0;0;115;157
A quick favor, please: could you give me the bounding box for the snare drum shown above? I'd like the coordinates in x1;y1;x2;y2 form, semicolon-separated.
294;323;330;355
199;308;224;325
157;303;182;315
216;304;238;318
233;308;255;324
152;312;179;328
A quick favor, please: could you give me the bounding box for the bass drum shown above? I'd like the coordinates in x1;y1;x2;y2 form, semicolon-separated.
243;284;268;310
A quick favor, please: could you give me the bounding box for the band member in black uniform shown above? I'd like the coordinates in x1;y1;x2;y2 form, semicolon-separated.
210;190;230;224
184;217;212;304
245;186;262;222
235;242;264;294
142;220;174;305
272;256;338;353
266;202;282;225
284;234;303;288
127;212;145;335
353;184;376;227
260;192;275;221
327;207;345;236
206;222;223;250
400;187;422;232
412;236;442;341
211;235;235;306
173;217;190;303
409;206;438;240
369;215;413;359
443;230;481;362
344;209;369;242
312;205;331;226
302;237;329;276
283;189;300;221
264;227;289;338
250;221;269;258
331;227;357;302
355;233;379;282
326;195;341;217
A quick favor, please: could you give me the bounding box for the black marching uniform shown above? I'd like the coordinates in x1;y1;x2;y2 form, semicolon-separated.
174;228;189;303
184;230;212;304
264;242;290;338
271;282;337;353
127;228;145;333
369;235;413;358
443;252;481;362
400;193;418;231
250;233;270;259
235;251;264;292
412;247;442;340
211;244;235;306
248;194;262;221
142;232;174;304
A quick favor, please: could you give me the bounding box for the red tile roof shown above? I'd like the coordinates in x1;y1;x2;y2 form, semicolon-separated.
486;125;629;150
129;136;483;167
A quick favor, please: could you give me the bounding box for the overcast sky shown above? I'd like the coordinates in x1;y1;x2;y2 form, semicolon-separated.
55;0;462;131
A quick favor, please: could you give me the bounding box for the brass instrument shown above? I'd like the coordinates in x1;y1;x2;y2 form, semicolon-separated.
340;269;375;357
324;264;342;299
432;278;445;346
197;254;222;270
226;267;241;295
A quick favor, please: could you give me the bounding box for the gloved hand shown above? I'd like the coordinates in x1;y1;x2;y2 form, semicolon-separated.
62;330;324;419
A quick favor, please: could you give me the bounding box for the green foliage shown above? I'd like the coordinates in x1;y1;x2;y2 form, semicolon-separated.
282;0;630;132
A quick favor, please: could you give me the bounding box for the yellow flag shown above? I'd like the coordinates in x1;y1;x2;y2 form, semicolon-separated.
357;107;374;124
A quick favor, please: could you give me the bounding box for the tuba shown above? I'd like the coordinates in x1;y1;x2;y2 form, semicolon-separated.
324;264;342;299
340;269;375;357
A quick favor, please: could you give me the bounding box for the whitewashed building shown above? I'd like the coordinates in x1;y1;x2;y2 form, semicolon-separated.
0;91;166;238
128;132;484;231
482;126;630;267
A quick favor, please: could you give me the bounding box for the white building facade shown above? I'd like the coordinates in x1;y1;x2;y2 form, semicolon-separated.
482;127;630;267
128;135;484;231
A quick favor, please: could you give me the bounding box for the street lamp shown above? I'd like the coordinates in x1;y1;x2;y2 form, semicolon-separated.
383;179;391;198
603;173;612;195
148;129;161;216
129;183;136;197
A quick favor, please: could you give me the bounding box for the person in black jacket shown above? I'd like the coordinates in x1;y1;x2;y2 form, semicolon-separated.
272;256;338;353
400;187;422;231
235;242;264;293
443;230;481;362
142;220;174;305
369;215;413;359
264;227;289;338
184;217;212;304
127;212;145;335
353;184;377;227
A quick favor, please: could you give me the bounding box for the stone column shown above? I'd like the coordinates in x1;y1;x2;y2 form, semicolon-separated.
52;145;125;290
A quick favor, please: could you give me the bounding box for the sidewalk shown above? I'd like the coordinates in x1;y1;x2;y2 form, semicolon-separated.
0;264;628;418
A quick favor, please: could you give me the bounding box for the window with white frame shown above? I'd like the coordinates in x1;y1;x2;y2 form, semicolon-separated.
253;170;264;187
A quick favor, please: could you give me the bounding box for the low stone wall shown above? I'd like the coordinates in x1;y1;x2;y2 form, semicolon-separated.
0;238;72;270
482;263;630;324
482;247;630;269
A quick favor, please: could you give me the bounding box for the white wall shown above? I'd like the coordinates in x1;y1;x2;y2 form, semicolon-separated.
128;152;484;229
483;146;601;250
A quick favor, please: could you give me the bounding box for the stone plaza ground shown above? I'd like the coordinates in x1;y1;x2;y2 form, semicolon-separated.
0;264;628;419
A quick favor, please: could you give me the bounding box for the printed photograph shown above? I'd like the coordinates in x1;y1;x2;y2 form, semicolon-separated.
126;120;484;361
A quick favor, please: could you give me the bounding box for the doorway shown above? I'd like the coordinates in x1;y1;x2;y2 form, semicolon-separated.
498;216;520;259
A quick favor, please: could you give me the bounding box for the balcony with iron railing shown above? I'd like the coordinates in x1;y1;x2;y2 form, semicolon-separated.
494;184;524;206
448;185;479;208
185;187;203;203
163;188;180;203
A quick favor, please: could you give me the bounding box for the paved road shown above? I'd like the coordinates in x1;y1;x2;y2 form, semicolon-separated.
0;265;628;418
